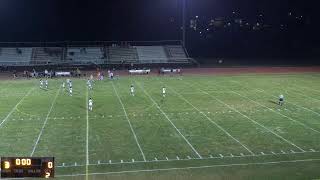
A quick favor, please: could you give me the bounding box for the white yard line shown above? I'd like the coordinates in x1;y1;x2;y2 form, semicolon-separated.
86;86;89;180
30;86;61;156
286;87;320;102
0;87;34;128
111;82;146;162
259;89;320;118
56;158;320;177
230;91;320;134
204;90;305;152
166;84;255;155
292;84;320;94
135;81;202;159
231;80;320;117
189;83;305;152
56;149;319;168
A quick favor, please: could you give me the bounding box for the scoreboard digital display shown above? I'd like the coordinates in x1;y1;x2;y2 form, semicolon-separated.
1;157;54;178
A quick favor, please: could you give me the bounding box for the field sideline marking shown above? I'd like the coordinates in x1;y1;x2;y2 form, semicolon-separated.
230;80;320;117
111;82;147;162
135;81;202;159
56;158;320;177
30;86;61;156
188;82;305;152
292;83;320;94
164;83;255;155
230;91;320;134
0;87;34;128
56;149;319;168
286;87;320;102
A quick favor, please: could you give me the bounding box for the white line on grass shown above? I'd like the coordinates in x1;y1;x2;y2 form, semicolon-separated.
56;149;319;168
135;81;202;159
230;91;320;134
207;91;305;152
286;87;320;102
111;82;146;162
230;80;320;117
165;84;255;155
292;84;320;94
30;86;61;156
56;158;320;177
190;84;305;152
260;89;320;117
0;87;34;128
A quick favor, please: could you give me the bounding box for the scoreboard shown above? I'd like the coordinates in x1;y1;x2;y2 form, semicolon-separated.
1;157;54;178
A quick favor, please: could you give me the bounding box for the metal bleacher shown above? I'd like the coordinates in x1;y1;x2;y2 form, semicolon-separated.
136;46;168;63
67;47;105;64
166;45;190;63
0;48;32;65
31;47;63;65
108;46;139;64
0;41;193;66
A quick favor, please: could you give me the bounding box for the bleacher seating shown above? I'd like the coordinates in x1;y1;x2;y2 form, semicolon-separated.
166;45;190;63
67;47;105;64
136;46;168;63
108;46;138;63
0;48;32;65
0;44;192;66
32;47;63;64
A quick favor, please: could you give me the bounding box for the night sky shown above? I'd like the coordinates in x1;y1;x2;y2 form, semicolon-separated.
0;0;317;42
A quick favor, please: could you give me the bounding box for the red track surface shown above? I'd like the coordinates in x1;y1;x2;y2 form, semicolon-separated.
115;66;320;76
1;66;320;80
181;66;320;75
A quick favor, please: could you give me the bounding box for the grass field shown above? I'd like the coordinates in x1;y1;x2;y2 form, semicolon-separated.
0;72;320;179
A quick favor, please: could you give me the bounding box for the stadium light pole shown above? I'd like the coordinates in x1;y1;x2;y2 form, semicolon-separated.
182;0;186;47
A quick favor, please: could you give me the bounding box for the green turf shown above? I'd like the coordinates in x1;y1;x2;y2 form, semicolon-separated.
0;73;320;180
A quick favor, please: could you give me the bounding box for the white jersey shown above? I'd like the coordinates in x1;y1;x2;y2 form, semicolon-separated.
279;95;284;99
89;99;93;106
162;88;166;94
62;82;65;88
130;87;134;93
45;80;48;85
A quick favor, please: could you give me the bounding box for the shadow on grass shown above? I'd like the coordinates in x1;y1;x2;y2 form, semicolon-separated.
269;100;279;105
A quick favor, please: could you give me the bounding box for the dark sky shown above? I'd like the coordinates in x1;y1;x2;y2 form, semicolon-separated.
0;0;317;42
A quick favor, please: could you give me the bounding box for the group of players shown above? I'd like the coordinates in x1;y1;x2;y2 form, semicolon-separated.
40;78;284;112
129;85;166;97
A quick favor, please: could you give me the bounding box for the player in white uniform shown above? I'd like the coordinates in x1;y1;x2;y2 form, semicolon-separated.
279;94;284;106
62;82;65;90
69;80;72;88
130;85;135;96
87;79;92;90
88;98;93;111
162;87;166;97
45;79;48;89
40;79;43;89
69;87;73;96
